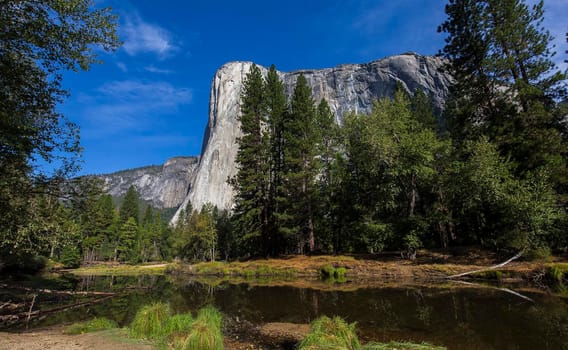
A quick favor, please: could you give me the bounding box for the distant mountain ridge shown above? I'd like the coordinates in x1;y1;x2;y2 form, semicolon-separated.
98;156;199;209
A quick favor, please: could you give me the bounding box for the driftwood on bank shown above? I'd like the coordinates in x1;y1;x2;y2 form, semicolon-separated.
445;251;524;279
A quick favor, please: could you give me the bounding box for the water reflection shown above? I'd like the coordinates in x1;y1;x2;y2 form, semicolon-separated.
31;275;568;350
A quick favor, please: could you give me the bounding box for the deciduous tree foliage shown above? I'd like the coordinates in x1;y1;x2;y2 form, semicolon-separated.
0;0;119;267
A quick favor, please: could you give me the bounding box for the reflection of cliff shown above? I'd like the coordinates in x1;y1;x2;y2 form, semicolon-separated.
172;53;452;224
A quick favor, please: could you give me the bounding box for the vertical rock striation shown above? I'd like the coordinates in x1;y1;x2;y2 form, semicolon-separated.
172;53;452;224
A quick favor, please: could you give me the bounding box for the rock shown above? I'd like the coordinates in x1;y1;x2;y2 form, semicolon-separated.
98;156;199;209
172;53;452;224
259;322;310;343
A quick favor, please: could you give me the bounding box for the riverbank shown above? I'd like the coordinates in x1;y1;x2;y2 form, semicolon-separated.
168;251;567;285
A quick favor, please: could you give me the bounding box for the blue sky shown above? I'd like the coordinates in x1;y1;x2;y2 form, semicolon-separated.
60;0;567;175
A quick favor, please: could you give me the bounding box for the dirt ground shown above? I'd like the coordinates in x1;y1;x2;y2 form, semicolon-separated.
0;322;308;350
0;326;153;350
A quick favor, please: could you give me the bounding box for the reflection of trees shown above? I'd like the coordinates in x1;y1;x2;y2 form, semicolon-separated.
29;276;568;350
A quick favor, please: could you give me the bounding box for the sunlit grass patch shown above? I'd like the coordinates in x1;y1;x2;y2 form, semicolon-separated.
129;302;171;339
299;316;360;350
177;306;223;350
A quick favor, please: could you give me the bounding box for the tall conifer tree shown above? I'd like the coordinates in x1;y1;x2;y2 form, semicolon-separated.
282;74;318;253
264;65;288;255
231;64;270;256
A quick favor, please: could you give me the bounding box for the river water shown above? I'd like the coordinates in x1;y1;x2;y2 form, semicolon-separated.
5;274;568;350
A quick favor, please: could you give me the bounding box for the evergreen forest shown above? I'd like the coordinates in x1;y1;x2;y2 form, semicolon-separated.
0;0;566;271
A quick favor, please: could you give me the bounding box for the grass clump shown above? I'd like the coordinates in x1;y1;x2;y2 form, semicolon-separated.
129;302;171;339
65;317;118;334
178;306;223;350
162;313;194;338
299;316;360;350
319;265;348;282
299;316;446;350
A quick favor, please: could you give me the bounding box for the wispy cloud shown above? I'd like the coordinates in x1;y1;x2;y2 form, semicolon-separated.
76;80;192;138
121;13;177;58
144;65;174;74
116;62;128;72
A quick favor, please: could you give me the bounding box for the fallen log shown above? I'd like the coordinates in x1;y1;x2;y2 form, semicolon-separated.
0;295;114;327
445;251;523;279
0;284;115;296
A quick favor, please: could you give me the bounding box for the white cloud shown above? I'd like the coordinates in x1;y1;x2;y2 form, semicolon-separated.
78;80;192;138
144;65;174;74
116;62;128;72
121;13;177;58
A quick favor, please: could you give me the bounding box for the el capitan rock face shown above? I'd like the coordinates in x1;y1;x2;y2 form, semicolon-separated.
172;53;452;224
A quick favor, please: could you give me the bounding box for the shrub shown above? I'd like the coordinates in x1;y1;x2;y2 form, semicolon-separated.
129;302;171;339
65;317;117;334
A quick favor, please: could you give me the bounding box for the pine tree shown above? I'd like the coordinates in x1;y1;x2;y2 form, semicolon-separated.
120;185;140;224
281;74;318;253
231;64;270;256
314;99;341;252
264;64;287;255
118;217;137;262
439;0;566;178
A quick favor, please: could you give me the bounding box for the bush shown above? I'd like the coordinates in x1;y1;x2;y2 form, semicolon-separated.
129;302;171;339
65;317;117;334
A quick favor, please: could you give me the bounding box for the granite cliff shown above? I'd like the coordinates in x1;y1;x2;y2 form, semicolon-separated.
171;53;452;224
99;156;199;209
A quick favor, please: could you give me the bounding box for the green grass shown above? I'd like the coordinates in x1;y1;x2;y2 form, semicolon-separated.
126;303;223;350
299;316;445;350
162;313;194;337
319;265;348;282
65;317;118;334
299;316;361;350
129;302;171;339
176;306;223;350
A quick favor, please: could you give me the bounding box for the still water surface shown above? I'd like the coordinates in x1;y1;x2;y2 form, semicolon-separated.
21;274;568;350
